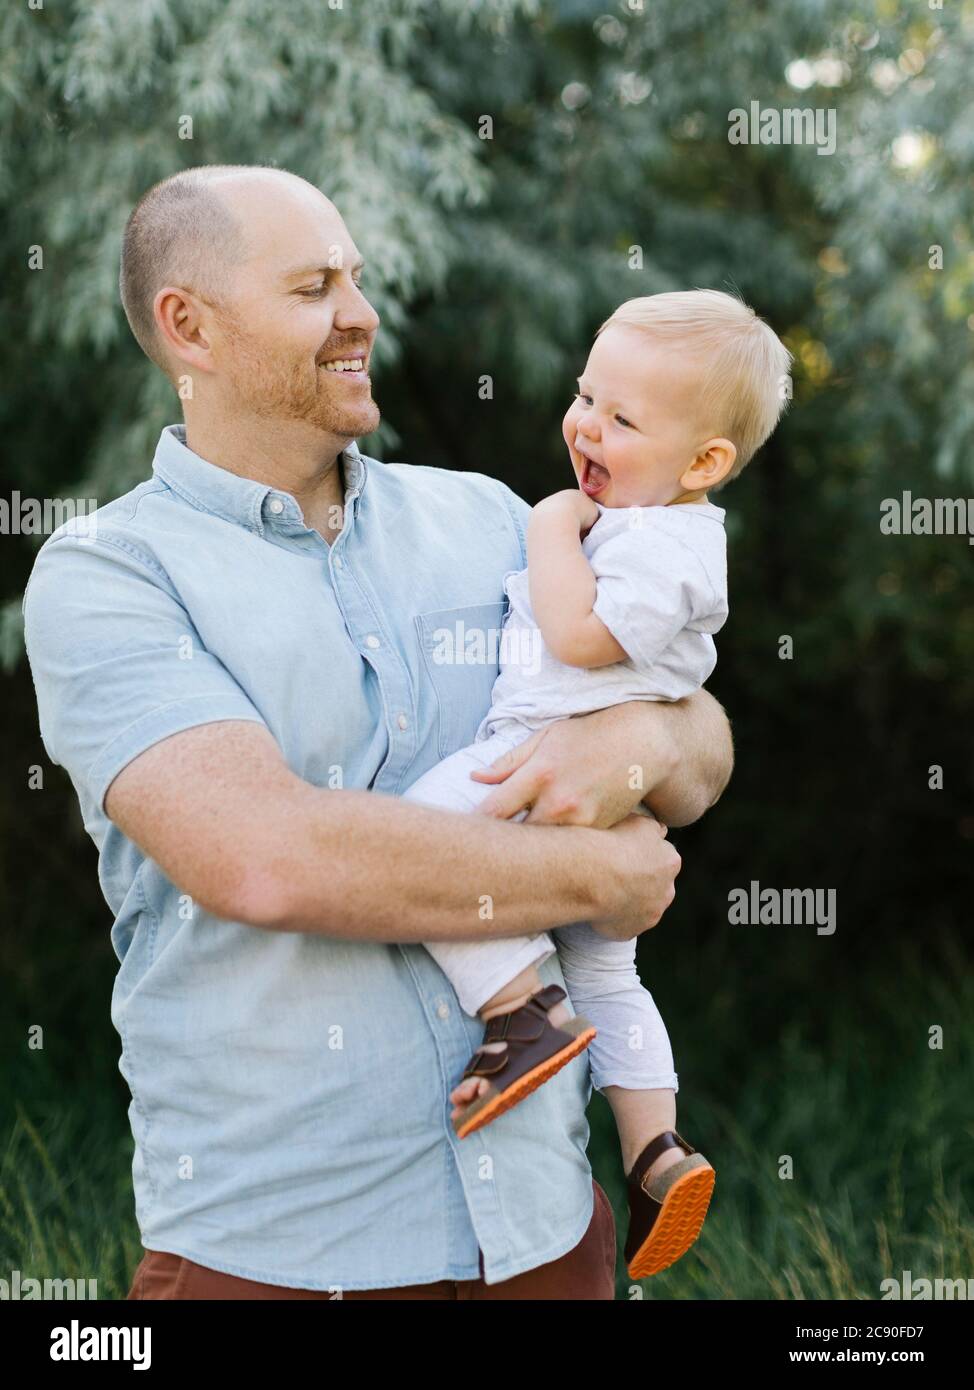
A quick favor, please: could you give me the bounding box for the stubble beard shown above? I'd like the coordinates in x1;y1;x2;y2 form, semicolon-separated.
219;316;380;439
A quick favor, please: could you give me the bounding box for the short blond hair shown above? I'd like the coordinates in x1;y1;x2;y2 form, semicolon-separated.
597;289;792;481
119;164;305;382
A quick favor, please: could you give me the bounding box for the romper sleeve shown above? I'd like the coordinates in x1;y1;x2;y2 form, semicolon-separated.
589;521;722;672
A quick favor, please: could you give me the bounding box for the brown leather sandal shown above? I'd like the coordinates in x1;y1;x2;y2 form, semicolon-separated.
624;1130;715;1278
453;984;596;1140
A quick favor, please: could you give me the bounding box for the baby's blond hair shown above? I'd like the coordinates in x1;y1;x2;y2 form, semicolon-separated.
597;289;792;482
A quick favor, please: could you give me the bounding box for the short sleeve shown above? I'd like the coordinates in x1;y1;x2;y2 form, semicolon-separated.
492;479;532;568
23;534;268;813
589;525;715;671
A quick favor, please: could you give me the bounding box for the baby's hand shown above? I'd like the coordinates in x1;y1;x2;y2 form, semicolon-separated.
535;487;599;534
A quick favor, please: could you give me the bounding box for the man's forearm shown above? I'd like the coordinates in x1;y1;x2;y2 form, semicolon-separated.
635;688;734;827
236;779;613;943
106;722;677;948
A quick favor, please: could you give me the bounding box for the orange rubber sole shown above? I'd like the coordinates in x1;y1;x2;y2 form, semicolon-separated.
627;1164;716;1279
454;1026;597;1139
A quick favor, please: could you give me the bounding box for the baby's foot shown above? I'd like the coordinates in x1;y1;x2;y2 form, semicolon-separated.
626;1136;687;1188
450;994;573;1120
449;1057;500;1118
624;1131;716;1279
449;984;596;1138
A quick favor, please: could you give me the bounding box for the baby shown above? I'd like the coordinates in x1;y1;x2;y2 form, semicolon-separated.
402;289;792;1278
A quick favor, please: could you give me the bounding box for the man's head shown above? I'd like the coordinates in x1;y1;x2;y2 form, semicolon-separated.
563;289;792;508
119;164;380;440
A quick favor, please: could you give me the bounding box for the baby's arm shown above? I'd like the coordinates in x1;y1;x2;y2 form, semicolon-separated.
527;489;630;668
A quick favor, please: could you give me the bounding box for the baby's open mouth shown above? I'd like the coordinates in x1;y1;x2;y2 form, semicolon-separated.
580;456;610;497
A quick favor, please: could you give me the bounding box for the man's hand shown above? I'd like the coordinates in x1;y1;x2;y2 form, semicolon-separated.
471;693;733;829
471;711;648;828
588;813;681;940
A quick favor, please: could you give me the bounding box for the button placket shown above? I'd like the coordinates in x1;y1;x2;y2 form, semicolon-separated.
330;530;418;793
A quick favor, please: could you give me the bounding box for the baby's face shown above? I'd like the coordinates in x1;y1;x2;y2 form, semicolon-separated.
562;326;711;508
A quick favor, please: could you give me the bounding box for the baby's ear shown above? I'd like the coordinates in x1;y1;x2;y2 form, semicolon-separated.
684;439;736;490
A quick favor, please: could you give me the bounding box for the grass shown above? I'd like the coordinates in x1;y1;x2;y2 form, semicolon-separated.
591;929;974;1299
2;922;972;1300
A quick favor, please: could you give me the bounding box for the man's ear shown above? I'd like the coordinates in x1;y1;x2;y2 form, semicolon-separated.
679;438;736;492
154;284;219;378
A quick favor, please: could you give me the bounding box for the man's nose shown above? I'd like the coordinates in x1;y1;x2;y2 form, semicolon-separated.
334;286;380;336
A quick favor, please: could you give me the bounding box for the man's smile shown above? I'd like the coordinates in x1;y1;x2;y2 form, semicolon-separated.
318;349;371;383
321;356;365;373
320;359;369;383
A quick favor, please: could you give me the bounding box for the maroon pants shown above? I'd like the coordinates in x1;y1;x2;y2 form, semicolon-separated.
127;1179;616;1300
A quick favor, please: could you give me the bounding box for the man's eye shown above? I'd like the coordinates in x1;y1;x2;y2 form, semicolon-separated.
300;275;363;297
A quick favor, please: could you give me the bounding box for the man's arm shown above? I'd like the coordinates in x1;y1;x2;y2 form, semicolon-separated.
633;687;734;825
104;719;681;942
471;689;733;830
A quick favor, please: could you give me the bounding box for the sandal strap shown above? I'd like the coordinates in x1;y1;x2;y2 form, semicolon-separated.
628;1130;697;1193
481;984;566;1047
461;985;569;1080
463;1041;509;1079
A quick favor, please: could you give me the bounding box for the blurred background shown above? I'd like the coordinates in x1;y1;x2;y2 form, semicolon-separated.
1;0;972;1298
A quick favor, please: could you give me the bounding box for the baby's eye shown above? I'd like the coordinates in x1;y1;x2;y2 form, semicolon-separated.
575;392;593;406
615;414;633;428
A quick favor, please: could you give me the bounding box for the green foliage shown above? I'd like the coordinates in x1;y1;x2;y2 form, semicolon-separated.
594;929;974;1298
1;0;973;1300
0;0;535;505
2;0;972;688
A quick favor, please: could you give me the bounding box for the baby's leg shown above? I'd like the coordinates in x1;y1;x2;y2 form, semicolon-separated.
405;731;599;1124
402;733;557;1021
554;921;684;1185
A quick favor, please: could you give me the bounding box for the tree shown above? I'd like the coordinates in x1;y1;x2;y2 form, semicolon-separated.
1;0;972;932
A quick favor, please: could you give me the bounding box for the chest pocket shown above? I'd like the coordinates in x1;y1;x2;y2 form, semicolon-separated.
415;600;508;758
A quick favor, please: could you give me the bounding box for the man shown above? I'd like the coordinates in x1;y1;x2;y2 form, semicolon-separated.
23;165;732;1300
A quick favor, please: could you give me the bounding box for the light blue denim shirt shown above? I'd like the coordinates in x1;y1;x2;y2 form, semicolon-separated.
22;424;595;1290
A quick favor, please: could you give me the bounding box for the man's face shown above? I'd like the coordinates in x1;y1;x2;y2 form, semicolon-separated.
207;179;381;439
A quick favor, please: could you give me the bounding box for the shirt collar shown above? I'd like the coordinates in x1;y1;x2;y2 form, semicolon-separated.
151;424;368;535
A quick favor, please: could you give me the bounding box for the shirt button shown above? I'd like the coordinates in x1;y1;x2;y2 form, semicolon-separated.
397;714;408;731
436;1003;450;1020
365;634;380;649
333;556;344;569
268;497;284;515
